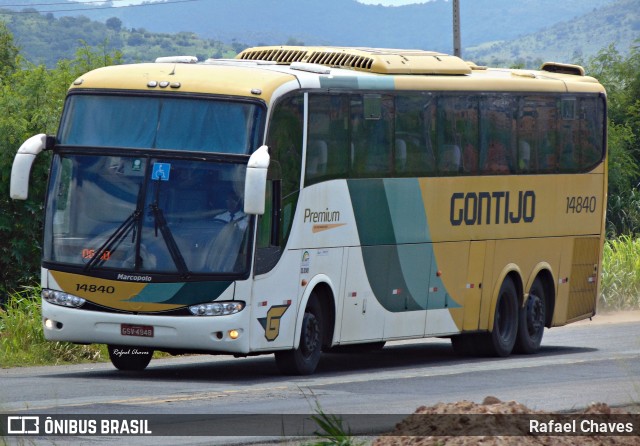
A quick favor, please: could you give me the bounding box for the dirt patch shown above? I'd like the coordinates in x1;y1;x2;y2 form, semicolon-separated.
575;310;640;326
372;397;639;446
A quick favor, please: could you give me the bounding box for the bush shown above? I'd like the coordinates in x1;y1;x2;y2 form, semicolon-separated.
0;286;105;367
600;235;640;310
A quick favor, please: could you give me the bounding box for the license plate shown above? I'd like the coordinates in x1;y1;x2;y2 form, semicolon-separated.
121;324;154;337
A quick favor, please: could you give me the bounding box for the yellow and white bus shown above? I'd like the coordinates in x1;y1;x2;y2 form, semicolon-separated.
10;47;607;374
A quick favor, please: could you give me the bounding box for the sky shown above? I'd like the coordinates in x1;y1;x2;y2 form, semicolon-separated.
107;0;438;8
106;0;438;8
356;0;437;5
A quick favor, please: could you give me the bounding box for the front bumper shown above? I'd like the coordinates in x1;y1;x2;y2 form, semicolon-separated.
42;299;251;354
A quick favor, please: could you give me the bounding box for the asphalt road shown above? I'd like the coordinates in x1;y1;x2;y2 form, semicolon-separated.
1;312;639;445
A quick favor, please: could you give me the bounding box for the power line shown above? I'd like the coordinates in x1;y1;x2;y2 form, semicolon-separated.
0;0;203;14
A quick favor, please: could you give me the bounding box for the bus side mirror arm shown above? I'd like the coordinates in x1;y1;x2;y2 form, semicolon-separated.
10;133;50;200
244;145;270;215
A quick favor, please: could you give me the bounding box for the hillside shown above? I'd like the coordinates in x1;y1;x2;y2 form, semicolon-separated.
0;0;636;68
0;0;616;54
0;11;238;66
72;0;617;52
465;0;640;67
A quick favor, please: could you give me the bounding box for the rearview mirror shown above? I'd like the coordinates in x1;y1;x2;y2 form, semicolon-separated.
10;133;48;200
243;145;270;215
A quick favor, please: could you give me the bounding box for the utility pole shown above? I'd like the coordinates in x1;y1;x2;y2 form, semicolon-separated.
453;0;461;57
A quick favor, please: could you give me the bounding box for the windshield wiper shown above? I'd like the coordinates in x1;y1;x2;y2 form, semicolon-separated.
84;209;141;272
149;202;189;278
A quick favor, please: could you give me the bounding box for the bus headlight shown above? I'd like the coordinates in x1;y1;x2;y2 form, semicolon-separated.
189;301;245;316
42;289;86;308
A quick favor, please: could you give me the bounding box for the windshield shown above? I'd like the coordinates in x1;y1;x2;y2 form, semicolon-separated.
59;94;263;154
44;153;252;276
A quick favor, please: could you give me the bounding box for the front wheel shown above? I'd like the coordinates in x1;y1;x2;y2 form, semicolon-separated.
107;345;153;371
275;297;323;375
514;278;546;354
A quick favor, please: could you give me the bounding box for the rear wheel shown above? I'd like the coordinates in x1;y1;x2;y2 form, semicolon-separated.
514;278;546;354
480;277;519;357
275;296;323;375
107;345;153;371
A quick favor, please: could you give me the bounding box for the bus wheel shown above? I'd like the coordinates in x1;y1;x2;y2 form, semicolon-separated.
481;277;519;357
275;297;323;375
514;278;546;354
107;345;153;371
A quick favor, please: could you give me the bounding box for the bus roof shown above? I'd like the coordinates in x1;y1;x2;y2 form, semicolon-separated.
69;46;605;101
68;62;299;103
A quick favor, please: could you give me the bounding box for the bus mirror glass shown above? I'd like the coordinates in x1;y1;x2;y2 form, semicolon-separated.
244;145;270;215
10;133;47;200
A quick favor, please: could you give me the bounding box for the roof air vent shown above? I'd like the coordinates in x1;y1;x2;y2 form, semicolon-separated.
540;62;585;76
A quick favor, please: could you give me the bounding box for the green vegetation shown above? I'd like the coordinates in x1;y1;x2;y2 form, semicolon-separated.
309;402;364;446
466;0;639;69
585;43;640;236
1;9;239;67
600;236;640;310
0;22;123;300
0;286;105;367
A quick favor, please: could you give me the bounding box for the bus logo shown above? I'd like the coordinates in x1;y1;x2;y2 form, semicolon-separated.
258;304;290;341
450;190;536;226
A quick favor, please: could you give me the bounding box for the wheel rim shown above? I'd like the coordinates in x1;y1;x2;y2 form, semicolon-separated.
300;313;320;359
525;293;544;337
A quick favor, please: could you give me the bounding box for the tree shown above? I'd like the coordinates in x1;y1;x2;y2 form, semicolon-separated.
106;17;122;32
0;22;19;81
582;41;640;236
0;32;122;302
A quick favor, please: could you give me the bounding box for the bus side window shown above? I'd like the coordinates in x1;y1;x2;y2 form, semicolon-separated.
350;94;393;177
559;121;578;171
307;94;349;184
480;95;515;175
578;97;605;168
436;94;478;175
460;100;479;175
394;93;435;177
534;98;559;172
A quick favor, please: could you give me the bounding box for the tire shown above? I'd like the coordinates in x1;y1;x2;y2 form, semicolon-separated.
480;277;519;357
275;296;323;375
107;345;153;371
514;278;546;354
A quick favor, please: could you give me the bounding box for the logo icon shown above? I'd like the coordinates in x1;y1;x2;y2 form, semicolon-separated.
258;304;290;341
7;416;40;434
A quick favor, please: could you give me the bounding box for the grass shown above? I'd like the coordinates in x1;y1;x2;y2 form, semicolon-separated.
308;402;365;446
1;236;638;368
600;235;640;311
0;286;105;368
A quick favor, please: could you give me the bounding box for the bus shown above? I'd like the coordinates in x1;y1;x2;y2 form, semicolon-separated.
10;46;607;375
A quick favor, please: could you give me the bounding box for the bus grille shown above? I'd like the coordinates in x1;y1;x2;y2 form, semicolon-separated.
238;47;374;71
306;51;374;70
238;48;309;64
